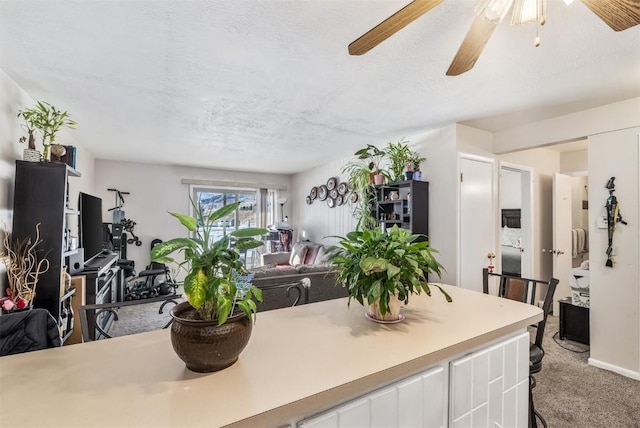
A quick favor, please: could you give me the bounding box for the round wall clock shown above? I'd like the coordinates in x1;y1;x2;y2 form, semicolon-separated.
337;182;348;195
306;196;312;205
310;187;318;199
336;195;344;206
327;198;335;208
326;177;337;190
318;185;328;201
329;189;338;199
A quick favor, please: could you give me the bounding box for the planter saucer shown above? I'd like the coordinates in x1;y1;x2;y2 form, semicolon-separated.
365;312;405;324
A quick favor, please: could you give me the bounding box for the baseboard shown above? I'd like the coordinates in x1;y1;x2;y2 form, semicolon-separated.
588;358;640;380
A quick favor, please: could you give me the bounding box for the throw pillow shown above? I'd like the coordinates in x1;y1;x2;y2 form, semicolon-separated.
302;244;321;265
289;242;309;266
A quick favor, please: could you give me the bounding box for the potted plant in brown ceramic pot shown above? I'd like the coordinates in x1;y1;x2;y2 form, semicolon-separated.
327;225;451;323
151;200;267;372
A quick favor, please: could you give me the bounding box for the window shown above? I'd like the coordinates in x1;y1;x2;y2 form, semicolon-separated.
190;185;278;269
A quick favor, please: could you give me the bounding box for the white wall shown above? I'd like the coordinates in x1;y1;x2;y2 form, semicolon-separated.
560;149;588;173
419;125;459;285
587;127;640;379
290;155;356;246
493;98;640;152
1;69;95;289
94;159;291;271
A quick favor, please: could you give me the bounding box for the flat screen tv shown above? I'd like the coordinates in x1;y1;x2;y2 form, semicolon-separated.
79;192;104;263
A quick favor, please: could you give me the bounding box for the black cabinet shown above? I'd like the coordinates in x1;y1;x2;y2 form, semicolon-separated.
12;161;80;342
371;180;429;238
559;298;590;345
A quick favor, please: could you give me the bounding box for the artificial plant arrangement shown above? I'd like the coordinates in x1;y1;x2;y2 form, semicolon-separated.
0;224;50;312
150;200;267;324
17;101;77;161
385;139;412;182
327;225;451;322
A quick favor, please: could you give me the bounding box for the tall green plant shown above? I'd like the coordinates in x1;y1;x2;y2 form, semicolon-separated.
386;139;411;182
151;200;267;324
328;226;451;315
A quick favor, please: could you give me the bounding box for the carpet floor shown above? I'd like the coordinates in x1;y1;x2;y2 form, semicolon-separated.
107;301;640;427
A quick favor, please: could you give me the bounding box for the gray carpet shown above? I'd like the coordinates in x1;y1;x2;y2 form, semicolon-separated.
535;315;640;428
107;303;640;427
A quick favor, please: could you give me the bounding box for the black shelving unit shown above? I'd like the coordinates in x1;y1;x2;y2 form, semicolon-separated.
371;180;429;239
11;160;80;343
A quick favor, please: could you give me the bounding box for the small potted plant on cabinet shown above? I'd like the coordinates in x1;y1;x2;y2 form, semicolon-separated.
150;200;268;372
408;151;426;181
354;144;388;185
327;225;451;323
386;139;411;182
17;101;77;162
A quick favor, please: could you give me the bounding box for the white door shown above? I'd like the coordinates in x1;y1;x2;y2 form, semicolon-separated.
460;156;495;293
553;173;573;314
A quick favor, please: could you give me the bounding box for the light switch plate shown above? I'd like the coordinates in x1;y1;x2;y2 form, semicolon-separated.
597;216;608;229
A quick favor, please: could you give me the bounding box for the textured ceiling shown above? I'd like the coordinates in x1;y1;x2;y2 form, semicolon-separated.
1;0;638;174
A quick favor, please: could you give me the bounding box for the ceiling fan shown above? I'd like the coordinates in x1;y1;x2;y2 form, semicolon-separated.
348;0;640;76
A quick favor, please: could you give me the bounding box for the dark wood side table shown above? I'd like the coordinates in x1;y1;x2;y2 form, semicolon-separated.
559;297;590;345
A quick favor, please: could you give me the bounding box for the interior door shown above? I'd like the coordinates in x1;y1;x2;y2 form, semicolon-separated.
460;156;495;293
553;173;573;314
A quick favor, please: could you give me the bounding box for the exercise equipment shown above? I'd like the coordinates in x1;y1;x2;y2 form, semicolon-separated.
124;239;179;300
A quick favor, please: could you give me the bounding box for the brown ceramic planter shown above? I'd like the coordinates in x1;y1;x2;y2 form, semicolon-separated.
170;302;253;373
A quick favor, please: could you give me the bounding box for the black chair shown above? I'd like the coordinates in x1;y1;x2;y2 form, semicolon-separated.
482;268;558;428
78;295;181;342
256;279;310;312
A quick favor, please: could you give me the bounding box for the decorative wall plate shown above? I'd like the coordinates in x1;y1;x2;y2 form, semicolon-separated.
350;192;358;203
306;196;312;205
310;187;318;199
336;195;344;206
329;189;338;199
337;182;348;195
326;177;337;190
327;197;335;208
318;185;328;201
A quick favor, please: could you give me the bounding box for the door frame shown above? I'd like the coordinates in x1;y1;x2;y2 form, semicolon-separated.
498;161;534;279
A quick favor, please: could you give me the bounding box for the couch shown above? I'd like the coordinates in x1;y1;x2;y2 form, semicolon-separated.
250;241;349;312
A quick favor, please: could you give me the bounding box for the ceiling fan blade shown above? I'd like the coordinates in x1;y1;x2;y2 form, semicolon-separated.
348;0;445;55
581;0;640;31
446;16;497;76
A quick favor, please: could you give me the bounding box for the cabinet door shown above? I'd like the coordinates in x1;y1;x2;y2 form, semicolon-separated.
298;366;446;428
450;332;529;428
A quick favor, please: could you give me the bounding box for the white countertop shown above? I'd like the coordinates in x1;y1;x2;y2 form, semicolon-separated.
0;284;542;428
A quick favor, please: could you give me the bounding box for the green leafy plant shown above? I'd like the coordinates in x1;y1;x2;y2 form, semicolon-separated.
354;144;388;178
408;151;426;172
327;225;451;316
386;139;411;182
17;101;77;159
341;159;377;229
150;200;268;324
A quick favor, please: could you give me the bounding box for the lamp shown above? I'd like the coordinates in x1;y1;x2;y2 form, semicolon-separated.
511;0;546;25
475;0;514;23
278;197;287;222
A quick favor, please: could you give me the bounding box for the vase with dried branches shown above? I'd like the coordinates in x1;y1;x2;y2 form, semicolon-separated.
0;224;50;312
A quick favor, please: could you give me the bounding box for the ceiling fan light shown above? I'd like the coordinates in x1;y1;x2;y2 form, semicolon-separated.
511;0;546;25
476;0;515;24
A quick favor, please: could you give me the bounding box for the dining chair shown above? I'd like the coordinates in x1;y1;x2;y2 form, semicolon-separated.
482;268;559;428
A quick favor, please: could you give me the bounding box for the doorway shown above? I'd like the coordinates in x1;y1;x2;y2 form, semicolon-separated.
499;163;533;279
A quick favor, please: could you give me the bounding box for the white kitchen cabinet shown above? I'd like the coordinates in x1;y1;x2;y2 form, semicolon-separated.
450;332;530;428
